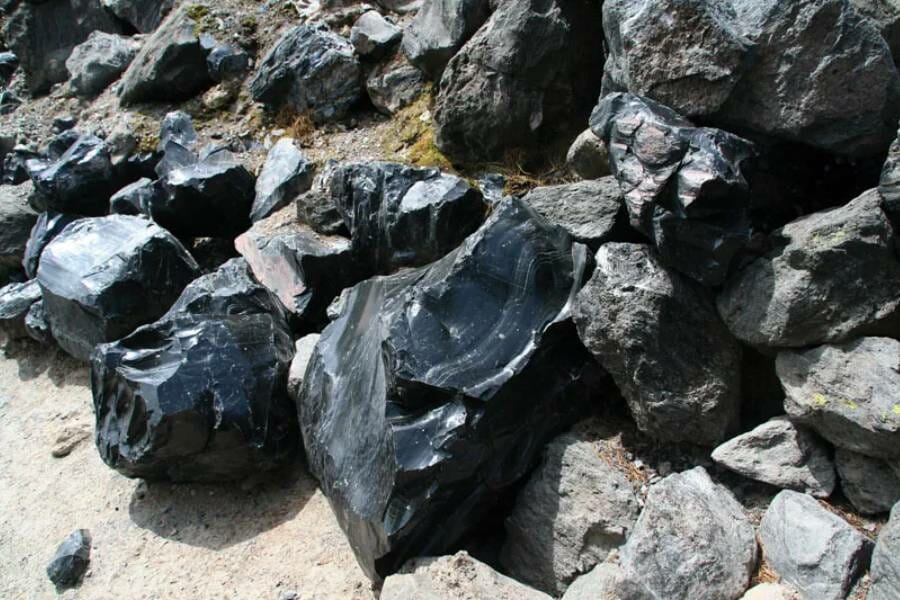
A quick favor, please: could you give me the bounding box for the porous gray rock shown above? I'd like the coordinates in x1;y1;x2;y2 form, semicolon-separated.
759;490;873;600
835;449;900;514
869;502;900;600
566;129;610;180
777;337;900;460
561;563;653;600
101;0;176;33
591;93;754;286
880;128;900;224
251;138;315;223
618;467;758;600
0;279;42;342
365;48;427;115
401;0;490;79
27;134;117;216
500;427;641;595
65;31;139;98
250;24;362;123
0;181;38;277
521;178;627;250
573;243;742;445
711;417;836;497
351;11;402;59
718;190;900;348
46;529;91;591
287;334;320;402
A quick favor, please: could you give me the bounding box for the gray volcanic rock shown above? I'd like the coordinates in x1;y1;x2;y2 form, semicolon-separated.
500;428;641;595
22;212;81;279
759;490;873;600
25;299;52;345
521;178;627;250
619;467;757;600
251;139;315;223
101;0;176;33
365;48;427;115
718;189;900;348
299;198;604;579
1;0;124;95
851;0;900;60
65;31;139;98
561;563;654;600
566;129;610;181
591;93;754;286
711;417;836;497
27;134;116;216
92;258;298;482
0;279;41;342
46;529;91;591
118;6;214;105
0;181;38;275
777;337;900;460
880;128;900;224
400;0;490;79
205;42;251;83
250;24;362;123
351;11;401;59
835;449;900;514
287;333;320;402
573;243;742;445
37;215;199;361
870;502;900;600
109;178;161;216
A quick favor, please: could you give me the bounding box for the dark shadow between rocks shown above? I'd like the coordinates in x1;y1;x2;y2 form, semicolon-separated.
4;338;89;388
127;459;315;550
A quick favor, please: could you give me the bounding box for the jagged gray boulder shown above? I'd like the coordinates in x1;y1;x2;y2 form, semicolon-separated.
835;449;900;514
760;490;873;600
0;181;38;277
591;93;754;286
851;0;900;60
101;0;176;33
0;279;42;342
118;6;214;105
777;337;900;460
880;128;900;224
287;334;320;402
351;11;402;59
400;0;490;79
718;190;900;348
251;139;315;223
573;243;742;445
365;48;427;115
712;417;835;497
521;178;627;250
566;129;610;181
27;134;117;216
250;24;362;123
870;502;900;600
618;467;757;600
500;426;641;595
65;31;139;98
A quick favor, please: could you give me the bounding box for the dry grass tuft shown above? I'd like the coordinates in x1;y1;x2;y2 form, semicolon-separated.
272;107;317;145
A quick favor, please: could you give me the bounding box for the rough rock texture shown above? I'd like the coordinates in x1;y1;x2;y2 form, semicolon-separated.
118;6;214;105
101;0;176;33
718;190;900;348
65;31;139;98
287;333;320;402
25;298;52;345
92;258;298;482
37;215;199;361
521;179;627;250
299;199;603;579
433;0;604;162
591;93;754;286
22;212;81;279
365;49;427;115
46;529;91;591
0;181;38;275
381;552;552;600
777;337;900;460
835;449;900;514
1;0;125;95
881;128;900;224
250;24;362;123
109;178;161;216
251;138;315;223
711;417;836;497
561;563;653;600
759;490;873;600
869;502;900;600
401;0;490;79
851;0;900;60
500;429;641;595
351;11;401;59
573;243;742;445
27;134;117;216
619;467;757;600
0;279;42;341
566;129;610;180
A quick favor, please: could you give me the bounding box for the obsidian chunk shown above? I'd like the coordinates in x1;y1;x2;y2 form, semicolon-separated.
27;134;118;216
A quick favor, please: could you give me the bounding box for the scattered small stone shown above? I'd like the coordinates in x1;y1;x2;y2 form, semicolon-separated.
46;529;92;591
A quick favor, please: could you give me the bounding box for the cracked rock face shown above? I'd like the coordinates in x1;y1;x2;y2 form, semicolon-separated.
37;215;199;361
92;258;298;482
299;199;605;580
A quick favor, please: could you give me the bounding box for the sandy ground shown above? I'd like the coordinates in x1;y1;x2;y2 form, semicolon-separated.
0;342;377;600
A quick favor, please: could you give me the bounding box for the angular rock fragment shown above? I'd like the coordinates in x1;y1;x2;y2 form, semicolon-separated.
38;215;199;361
835;449;900;514
591;93;754;286
299;199;604;579
101;0;176;33
25;299;52;345
0;181;38;276
250;24;362;123
204;39;250;83
381;552;552;600
719;190;900;348
566;129;610;181
27;134;117;216
521;179;627;250
65;31;139;98
851;0;900;61
351;11;401;59
870;502;900;600
46;529;91;591
880;128;900;224
3;147;36;186
287;334;320;403
0;90;21;115
711;417;835;497
500;427;641;595
759;490;873;600
109;178;161;216
158;111;198;151
777;338;900;460
0;52;18;86
251;139;315;223
92;258;298;482
618;467;757;600
295;161;349;235
401;0;490;79
0;279;41;342
118;6;214;105
23;212;81;279
365;49;427;115
573;243;742;445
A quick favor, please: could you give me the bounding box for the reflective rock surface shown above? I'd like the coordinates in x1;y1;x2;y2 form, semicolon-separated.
27;134;117;216
22;212;81;279
0;279;41;342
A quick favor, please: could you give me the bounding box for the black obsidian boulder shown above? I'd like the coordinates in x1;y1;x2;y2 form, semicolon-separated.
26;134;117;216
92;258;298;482
37;215;199;361
299;198;605;580
591;93;755;287
22;212;81;279
109;178;162;216
46;529;91;591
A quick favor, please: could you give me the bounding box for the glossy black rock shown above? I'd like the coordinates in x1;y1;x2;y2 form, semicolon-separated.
22;212;81;279
27;134;117;216
299;198;604;580
92;259;298;482
0;279;41;341
46;529;91;591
